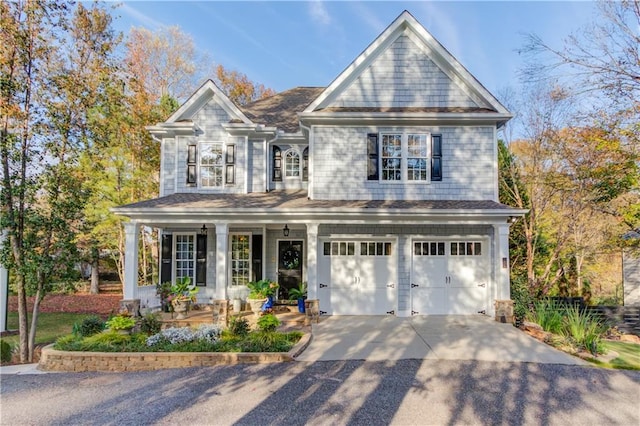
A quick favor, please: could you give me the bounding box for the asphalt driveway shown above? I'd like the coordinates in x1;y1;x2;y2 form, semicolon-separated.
296;315;585;364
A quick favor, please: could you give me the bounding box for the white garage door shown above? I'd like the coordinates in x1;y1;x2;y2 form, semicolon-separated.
411;240;488;315
318;240;397;315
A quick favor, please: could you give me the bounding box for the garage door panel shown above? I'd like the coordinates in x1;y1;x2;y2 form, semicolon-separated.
448;287;485;314
412;288;447;315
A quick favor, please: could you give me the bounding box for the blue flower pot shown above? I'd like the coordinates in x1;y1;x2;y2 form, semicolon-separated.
297;298;305;313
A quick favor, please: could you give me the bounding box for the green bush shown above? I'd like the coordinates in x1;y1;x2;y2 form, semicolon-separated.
510;275;532;321
0;339;12;363
228;316;250;337
73;316;105;337
256;314;280;332
239;331;302;352
139;313;162;335
105;315;136;331
528;299;564;334
562;305;606;355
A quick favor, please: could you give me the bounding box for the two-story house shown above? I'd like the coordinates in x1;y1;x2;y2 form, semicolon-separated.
114;11;525;318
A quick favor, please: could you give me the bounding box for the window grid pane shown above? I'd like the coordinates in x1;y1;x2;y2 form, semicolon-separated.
407;134;428;181
381;134;402;181
285;150;300;177
175;235;195;280
230;234;250;286
200;143;223;187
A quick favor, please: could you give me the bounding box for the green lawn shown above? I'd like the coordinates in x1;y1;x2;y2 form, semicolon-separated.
2;312;95;347
589;341;640;370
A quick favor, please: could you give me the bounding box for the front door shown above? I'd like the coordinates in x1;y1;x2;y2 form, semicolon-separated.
278;240;303;300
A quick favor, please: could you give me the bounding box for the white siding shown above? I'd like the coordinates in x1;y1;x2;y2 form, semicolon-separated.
329;35;484;109
249;140;265;193
161;138;176;196
312;125;496;201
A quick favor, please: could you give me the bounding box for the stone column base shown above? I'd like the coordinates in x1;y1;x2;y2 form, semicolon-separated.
494;299;514;323
212;299;230;328
120;299;141;317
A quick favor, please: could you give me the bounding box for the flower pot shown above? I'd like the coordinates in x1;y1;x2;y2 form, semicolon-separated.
297;298;305;314
171;299;190;319
247;298;267;317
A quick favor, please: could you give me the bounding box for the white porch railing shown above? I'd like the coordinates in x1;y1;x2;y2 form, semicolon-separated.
137;285;161;310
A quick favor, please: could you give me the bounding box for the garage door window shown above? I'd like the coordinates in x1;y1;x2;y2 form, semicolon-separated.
451;241;482;256
361;242;392;256
414;241;445;256
323;242;355;256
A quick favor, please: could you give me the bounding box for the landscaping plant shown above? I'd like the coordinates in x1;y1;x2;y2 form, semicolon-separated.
0;340;13;363
139;313;162;335
562;305;606;355
228;315;250;337
528;299;564;334
105;315;136;331
257;313;280;332
73;316;105;337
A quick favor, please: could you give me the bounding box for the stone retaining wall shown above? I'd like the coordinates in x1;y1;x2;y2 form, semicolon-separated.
39;333;311;372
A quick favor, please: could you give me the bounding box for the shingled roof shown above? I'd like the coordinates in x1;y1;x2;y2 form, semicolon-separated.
116;191;515;212
240;87;325;133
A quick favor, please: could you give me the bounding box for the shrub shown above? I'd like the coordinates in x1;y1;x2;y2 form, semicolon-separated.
105;315;136;331
139;313;162;335
562;305;606;355
146;324;222;347
528;299;564;334
239;331;302;352
228;316;250;337
193;324;222;343
0;339;12;363
257;314;280;332
73;316;105;337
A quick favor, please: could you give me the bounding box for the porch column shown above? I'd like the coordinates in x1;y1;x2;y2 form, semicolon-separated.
123;222;140;300
1;230;8;332
215;223;229;300
306;223;319;299
494;223;511;301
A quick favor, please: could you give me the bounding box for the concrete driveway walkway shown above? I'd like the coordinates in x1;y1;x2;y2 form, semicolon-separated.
296;315;585;365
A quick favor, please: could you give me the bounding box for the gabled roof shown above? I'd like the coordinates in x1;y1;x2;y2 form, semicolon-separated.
241;87;324;133
304;10;510;117
164;79;252;125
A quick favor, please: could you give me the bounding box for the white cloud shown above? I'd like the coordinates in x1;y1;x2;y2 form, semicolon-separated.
119;3;165;30
309;1;331;26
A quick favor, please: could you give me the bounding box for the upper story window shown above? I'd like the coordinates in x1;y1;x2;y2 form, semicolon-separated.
285;149;300;178
368;133;442;182
200;143;224;187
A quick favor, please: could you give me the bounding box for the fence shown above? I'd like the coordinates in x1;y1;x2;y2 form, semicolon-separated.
548;297;640;336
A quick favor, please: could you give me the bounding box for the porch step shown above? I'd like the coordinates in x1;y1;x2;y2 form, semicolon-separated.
98;282;122;294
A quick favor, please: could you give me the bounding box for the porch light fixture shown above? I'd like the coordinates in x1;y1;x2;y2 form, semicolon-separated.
508;216;518;224
283;224;290;237
200;224;207;235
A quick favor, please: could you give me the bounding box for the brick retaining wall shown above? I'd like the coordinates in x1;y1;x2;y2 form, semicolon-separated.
39;333;311;372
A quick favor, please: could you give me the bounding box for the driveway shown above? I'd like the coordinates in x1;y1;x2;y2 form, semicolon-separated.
296;315;585;364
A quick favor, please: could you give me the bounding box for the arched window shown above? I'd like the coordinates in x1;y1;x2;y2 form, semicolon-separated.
285;149;300;177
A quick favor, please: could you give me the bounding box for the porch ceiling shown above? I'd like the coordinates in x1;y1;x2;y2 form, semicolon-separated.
112;191;526;226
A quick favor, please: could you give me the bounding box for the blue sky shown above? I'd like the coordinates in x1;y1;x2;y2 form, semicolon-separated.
112;1;599;100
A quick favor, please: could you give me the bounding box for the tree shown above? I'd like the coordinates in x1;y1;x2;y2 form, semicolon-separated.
214;65;276;105
1;0;74;362
522;1;640;107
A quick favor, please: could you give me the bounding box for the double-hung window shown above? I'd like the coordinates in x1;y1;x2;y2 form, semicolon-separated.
284;150;300;178
200;143;224;187
368;133;442;182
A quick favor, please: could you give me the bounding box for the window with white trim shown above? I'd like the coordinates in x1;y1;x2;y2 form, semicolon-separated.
174;234;195;281
230;234;251;286
285;149;300;178
369;133;441;182
200;143;224;187
450;241;482;256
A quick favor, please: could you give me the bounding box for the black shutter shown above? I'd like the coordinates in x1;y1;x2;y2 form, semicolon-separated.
302;147;309;182
431;135;442;181
272;145;282;182
225;144;235;185
195;234;207;286
160;234;172;284
367;133;379;180
251;234;263;282
187;144;197;185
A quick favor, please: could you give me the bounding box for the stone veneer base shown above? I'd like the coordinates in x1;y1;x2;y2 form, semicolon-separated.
38;333;311;372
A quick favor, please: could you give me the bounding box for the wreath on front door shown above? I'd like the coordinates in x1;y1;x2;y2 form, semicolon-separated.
282;248;300;270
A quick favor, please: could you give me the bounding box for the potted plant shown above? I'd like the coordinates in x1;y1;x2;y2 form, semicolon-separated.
288;282;307;313
156;281;173;313
169;276;199;319
246;279;279;316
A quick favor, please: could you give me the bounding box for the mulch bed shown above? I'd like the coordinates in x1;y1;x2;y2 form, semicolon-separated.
7;294;122;315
